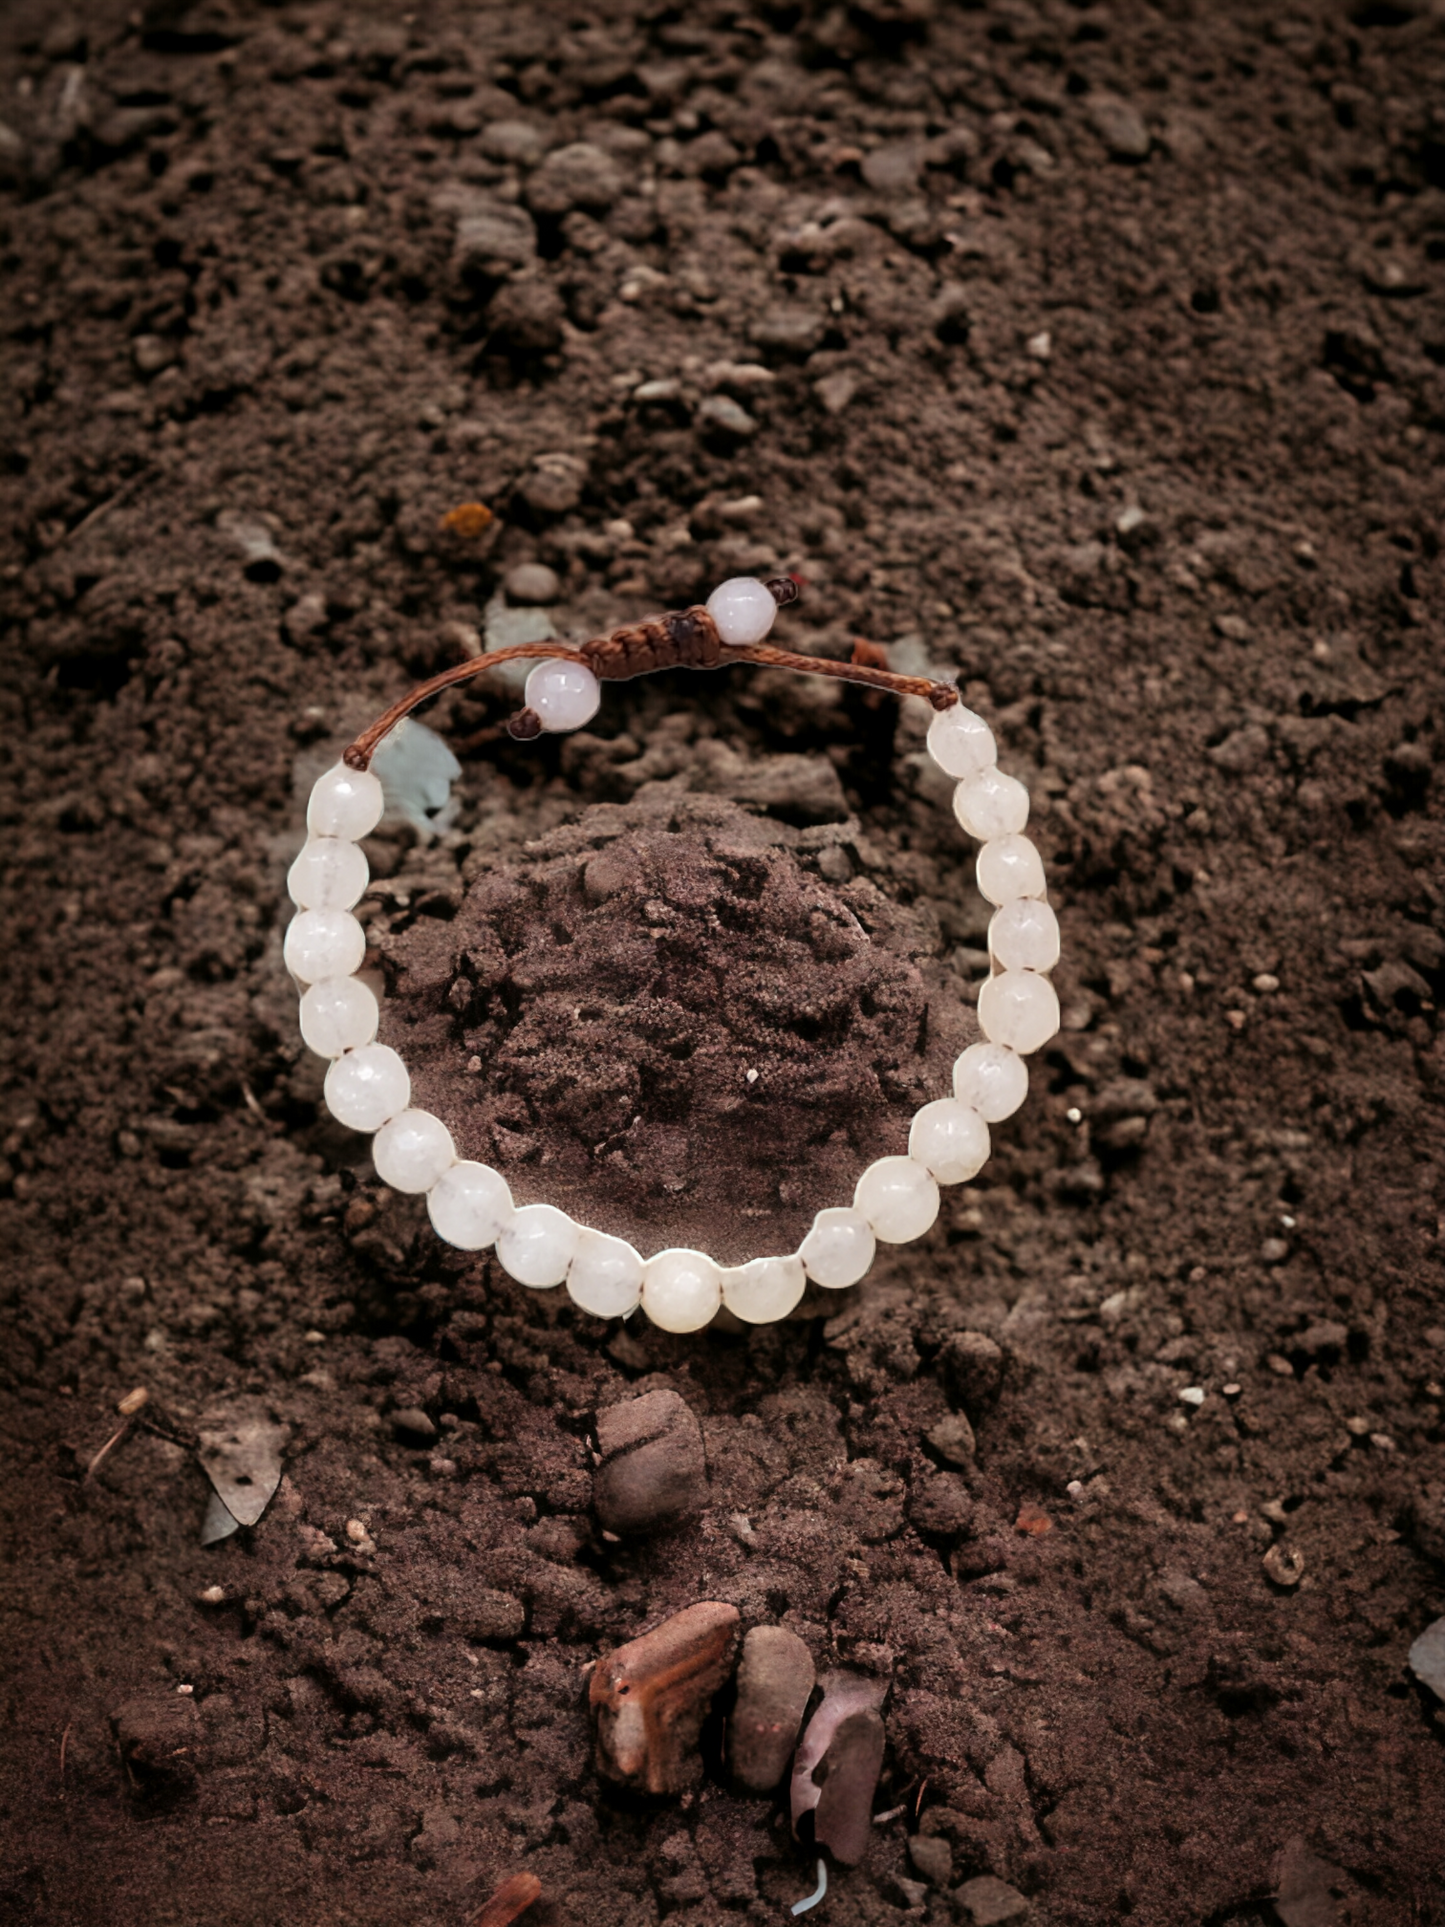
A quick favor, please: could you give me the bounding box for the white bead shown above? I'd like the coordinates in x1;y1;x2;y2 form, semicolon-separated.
324;1044;410;1133
525;659;602;733
953;1042;1029;1121
798;1207;876;1289
721;1255;807;1324
976;834;1046;906
288;837;370;911
909;1099;991;1185
429;1161;514;1251
372;1109;455;1193
284;909;366;985
567;1229;643;1319
953;767;1029;840
926;704;996;779
706;576;777;648
497;1203;578;1288
307;762;384;840
641;1248;722;1333
990;898;1060;973
854;1156;940;1244
299;976;379;1057
977;970;1060;1055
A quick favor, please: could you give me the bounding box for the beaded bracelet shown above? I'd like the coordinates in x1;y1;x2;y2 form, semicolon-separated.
284;578;1059;1332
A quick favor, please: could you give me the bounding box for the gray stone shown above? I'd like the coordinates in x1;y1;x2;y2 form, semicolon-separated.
697;394;756;439
908;1833;953;1884
862;139;923;196
504;562;561;606
729;1626;815;1792
391;1406;437;1443
926;1411;976;1466
481;119;548;167
1209;723;1270;772
527;142;624;217
749;308;825;356
520;453;587;516
1274;1837;1347;1927
593;1388;707;1534
443;192;537;274
1087;94;1151;161
956;1875;1030;1924
1408;1615;1445;1701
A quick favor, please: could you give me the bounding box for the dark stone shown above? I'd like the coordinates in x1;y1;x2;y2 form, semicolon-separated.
593;1389;706;1534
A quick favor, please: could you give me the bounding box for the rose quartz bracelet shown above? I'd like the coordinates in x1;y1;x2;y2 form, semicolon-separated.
285;579;1059;1331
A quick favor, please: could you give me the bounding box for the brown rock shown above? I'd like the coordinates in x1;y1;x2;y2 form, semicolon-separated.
728;1626;815;1792
926;1410;976;1465
908;1833;954;1884
590;1601;741;1794
957;1875;1030;1923
593;1389;707;1534
942;1330;1003;1406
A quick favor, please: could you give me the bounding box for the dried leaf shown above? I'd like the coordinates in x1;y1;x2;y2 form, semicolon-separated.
197;1406;287;1530
790;1670;888;1834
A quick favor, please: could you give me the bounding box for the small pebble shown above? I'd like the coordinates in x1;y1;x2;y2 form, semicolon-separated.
955;1877;1031;1924
729;1626;816;1792
1087;93;1151;160
504;562;561;605
391;1406;437;1443
1408;1615;1445;1701
926;1410;976;1466
1178;1386;1205;1407
198;1586;226;1605
697;394;756;439
593;1389;707;1534
908;1835;954;1885
591;1601;741;1794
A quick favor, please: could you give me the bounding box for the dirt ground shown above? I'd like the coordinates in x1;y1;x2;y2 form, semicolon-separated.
2;1;1444;1923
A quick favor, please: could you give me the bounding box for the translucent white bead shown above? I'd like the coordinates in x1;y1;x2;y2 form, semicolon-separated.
372;1109;455;1194
288;836;370;912
926;704;996;780
953;1041;1029;1121
641;1248;722;1333
953;767;1029;840
721;1255;807;1324
977;970;1060;1055
284;909;366;985
798;1207;876;1289
854;1156;940;1244
299;976;379;1058
307;762;384;841
324;1043;410;1133
497;1203;578;1288
706;576;777;648
428;1161;514;1251
909;1099;991;1186
567;1229;643;1319
976;834;1046;906
524;659;602;733
990;898;1060;973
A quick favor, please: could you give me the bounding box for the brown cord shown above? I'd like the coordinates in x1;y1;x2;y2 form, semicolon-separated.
342;592;959;769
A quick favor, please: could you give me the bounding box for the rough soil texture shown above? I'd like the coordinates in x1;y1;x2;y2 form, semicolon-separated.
1;3;1444;1926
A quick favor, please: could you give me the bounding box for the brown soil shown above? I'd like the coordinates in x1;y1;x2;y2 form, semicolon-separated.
2;3;1444;1925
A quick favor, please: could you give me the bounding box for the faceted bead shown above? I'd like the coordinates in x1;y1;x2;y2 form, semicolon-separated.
299;976;378;1058
953;1041;1029;1121
324;1044;410;1133
284;908;365;985
798;1207;876;1289
307;763;384;840
854;1156;940;1243
706;576;777;648
977;970;1060;1055
428;1161;513;1251
953;767;1029;840
989;897;1060;973
372;1109;455;1194
721;1255;807;1324
497;1203;578;1288
567;1229;643;1319
909;1099;991;1186
926;704;996;780
976;833;1046;906
288;836;370;911
641;1248;722;1333
524;659;602;733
